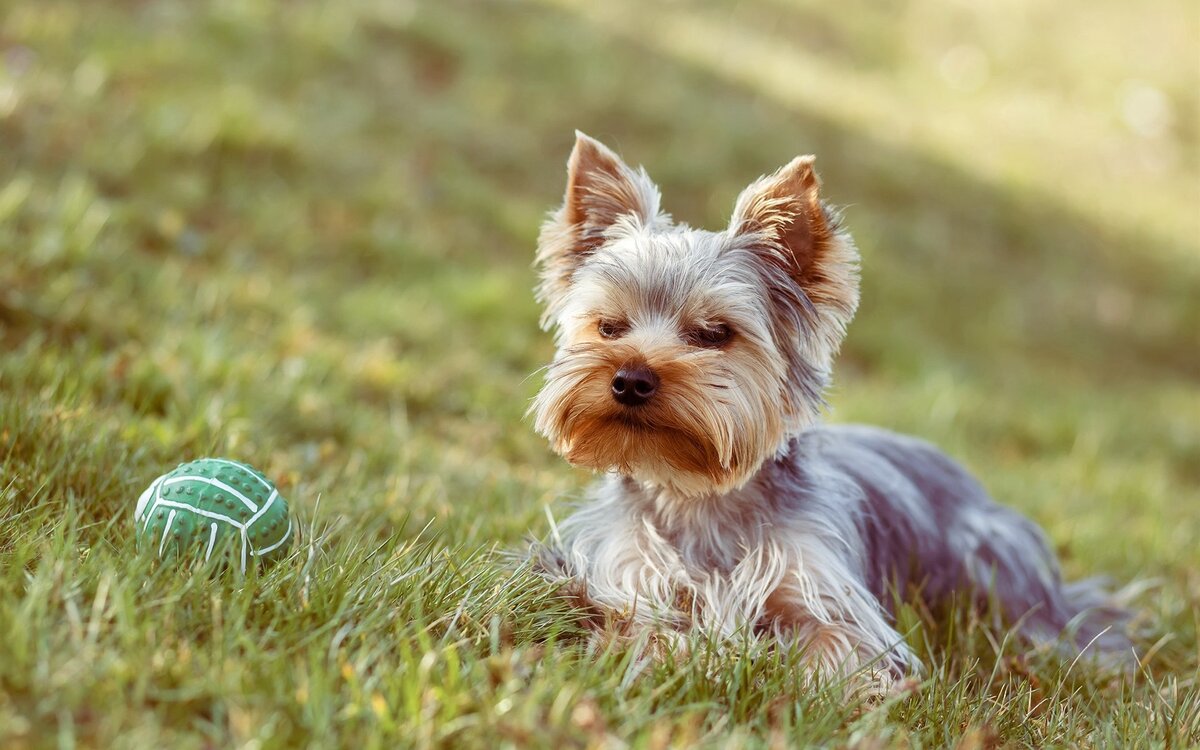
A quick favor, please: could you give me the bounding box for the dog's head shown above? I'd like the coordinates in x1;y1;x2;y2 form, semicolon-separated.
532;132;860;496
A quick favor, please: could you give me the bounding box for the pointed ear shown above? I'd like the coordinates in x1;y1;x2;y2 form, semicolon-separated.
562;132;661;241
535;132;664;326
729;156;859;330
729;156;859;392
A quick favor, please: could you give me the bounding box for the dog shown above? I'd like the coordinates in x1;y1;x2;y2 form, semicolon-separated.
528;131;1133;693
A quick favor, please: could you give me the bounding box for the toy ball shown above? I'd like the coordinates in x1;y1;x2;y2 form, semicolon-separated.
134;458;293;571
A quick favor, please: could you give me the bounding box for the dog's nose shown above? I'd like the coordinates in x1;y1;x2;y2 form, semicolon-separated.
611;365;659;406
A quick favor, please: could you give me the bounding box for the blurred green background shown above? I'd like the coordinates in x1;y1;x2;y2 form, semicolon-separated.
1;0;1197;746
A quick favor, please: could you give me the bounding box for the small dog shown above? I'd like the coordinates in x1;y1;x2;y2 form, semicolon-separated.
529;132;1132;692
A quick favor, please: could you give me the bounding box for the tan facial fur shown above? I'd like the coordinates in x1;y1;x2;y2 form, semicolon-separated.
532;132;860;497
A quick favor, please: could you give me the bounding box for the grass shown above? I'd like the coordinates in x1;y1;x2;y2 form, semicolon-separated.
1;0;1198;746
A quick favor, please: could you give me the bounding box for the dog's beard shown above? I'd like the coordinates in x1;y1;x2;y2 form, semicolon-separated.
533;342;788;496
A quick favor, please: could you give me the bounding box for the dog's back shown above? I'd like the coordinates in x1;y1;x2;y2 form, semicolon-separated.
801;424;1135;666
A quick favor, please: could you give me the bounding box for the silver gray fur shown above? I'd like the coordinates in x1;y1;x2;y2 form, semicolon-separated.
535;424;1133;683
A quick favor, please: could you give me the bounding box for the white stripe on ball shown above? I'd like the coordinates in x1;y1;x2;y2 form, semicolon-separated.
161;475;259;512
159;509;177;557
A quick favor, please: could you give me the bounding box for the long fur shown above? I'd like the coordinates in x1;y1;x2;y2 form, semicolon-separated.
529;133;1134;694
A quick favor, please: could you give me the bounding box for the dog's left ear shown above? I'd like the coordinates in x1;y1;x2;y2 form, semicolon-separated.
729;157;857;319
729;156;860;359
536;132;665;328
729;157;859;426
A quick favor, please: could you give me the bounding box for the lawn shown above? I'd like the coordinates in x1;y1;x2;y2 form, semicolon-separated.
1;0;1198;747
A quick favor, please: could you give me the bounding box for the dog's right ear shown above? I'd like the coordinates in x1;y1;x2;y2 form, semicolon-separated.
535;132;663;327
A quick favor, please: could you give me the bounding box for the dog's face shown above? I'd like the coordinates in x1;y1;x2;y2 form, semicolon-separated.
532;133;860;496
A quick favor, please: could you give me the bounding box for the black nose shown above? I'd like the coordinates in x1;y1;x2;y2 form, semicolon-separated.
611;365;659;406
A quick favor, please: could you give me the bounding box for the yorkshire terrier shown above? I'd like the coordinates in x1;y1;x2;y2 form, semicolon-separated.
529;132;1133;693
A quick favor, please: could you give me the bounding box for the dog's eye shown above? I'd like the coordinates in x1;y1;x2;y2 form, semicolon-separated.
688;324;733;348
597;319;629;339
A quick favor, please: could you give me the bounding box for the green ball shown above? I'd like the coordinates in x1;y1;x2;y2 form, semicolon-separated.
135;458;293;571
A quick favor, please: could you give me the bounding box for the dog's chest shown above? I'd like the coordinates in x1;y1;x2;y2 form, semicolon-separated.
632;522;792;633
661;525;760;576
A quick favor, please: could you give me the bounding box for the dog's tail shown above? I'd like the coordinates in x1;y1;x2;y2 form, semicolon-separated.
966;506;1143;671
1049;575;1145;669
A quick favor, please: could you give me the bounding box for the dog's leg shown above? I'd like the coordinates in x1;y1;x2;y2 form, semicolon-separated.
763;569;920;699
